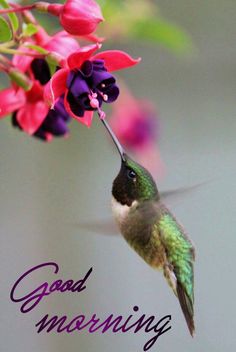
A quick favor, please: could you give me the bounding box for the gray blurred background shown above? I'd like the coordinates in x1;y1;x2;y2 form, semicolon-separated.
1;0;236;351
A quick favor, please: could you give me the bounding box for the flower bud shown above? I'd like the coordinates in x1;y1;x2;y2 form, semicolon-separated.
37;0;104;36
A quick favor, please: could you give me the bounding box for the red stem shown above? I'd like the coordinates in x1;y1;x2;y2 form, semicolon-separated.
0;4;35;14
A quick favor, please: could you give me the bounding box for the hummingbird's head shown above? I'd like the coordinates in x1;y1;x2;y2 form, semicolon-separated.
112;154;159;206
101;118;159;206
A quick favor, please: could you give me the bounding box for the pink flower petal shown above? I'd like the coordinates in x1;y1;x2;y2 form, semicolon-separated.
45;132;53;142
82;33;105;43
0;88;25;118
12;46;35;73
64;91;93;127
16;101;49;135
44;68;68;108
92;50;141;72
33;26;51;46
44;31;80;58
82;110;94;127
67;43;101;69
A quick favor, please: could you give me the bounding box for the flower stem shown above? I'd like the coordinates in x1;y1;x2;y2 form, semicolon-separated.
0;4;35;15
0;40;16;48
0;47;40;57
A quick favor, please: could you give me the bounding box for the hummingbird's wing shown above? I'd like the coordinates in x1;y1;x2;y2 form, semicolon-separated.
155;203;195;336
72;219;119;235
159;181;207;205
75;183;206;236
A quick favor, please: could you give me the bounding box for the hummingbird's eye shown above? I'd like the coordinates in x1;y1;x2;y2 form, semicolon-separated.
127;169;136;180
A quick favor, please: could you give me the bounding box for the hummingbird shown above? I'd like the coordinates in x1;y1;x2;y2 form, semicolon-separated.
102;118;195;336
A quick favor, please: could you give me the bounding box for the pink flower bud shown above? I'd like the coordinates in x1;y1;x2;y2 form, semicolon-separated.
47;0;104;36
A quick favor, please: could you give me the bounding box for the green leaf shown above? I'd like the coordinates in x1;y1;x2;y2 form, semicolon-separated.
23;23;38;37
46;58;57;76
130;17;194;54
8;69;32;91
24;44;48;54
0;0;19;32
0;16;12;42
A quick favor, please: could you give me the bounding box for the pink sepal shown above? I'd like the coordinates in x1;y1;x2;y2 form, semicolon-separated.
82;33;105;43
67;43;101;69
34;26;51;46
16;101;48;135
44;68;68;108
45;132;53;142
92;51;141;72
12;47;35;73
60;0;104;36
0;88;25;118
82;110;93;127
44;31;80;58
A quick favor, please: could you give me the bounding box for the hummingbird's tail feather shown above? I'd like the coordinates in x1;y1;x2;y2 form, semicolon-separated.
176;282;195;337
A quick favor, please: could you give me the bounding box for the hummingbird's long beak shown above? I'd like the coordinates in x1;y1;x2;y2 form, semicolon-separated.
101;119;126;161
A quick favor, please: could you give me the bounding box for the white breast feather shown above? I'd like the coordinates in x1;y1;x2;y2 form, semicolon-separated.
111;196;138;224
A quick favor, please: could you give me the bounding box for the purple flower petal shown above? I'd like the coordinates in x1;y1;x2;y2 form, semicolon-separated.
103;84;119;103
43;114;69;136
92;59;106;70
67;91;85;117
31;59;51;85
91;70;115;87
54;96;70;121
64;59;120;118
70;76;90;97
80;60;93;77
66;71;77;88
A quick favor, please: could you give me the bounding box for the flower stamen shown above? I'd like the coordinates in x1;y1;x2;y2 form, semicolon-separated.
89;92;99;108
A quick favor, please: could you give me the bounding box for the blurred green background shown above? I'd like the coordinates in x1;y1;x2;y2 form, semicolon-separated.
1;0;236;351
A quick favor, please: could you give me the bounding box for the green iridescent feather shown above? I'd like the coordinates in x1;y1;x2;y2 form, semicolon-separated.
158;214;194;300
158;212;195;335
126;156;158;200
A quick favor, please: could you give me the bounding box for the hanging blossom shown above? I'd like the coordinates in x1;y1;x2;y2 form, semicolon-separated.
0;61;70;141
109;86;165;178
0;27;80;140
44;43;141;127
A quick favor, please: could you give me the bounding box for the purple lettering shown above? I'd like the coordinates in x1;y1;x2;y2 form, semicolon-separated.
60;280;74;292
10;262;58;313
35;314;67;333
143;315;171;351
10;263;93;313
49;280;63;293
71;268;93;292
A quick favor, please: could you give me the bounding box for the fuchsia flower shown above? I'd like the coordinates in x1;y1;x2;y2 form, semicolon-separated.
0;27;78;140
0;62;70;141
44;44;141;127
40;0;104;36
109;87;165;178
